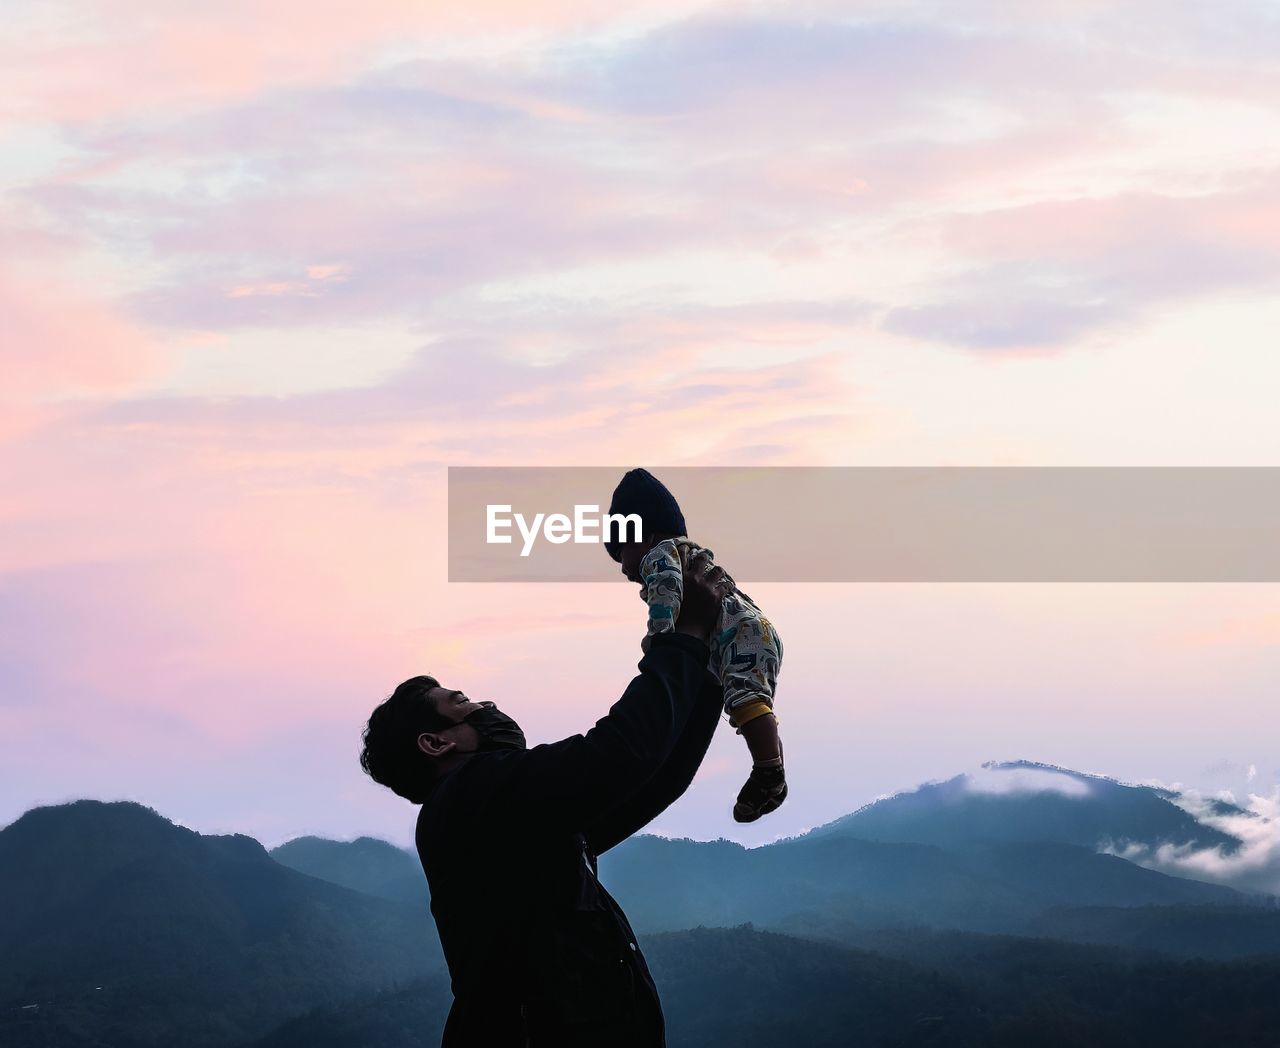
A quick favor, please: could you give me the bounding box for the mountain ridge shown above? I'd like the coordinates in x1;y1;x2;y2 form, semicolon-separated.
0;799;444;1048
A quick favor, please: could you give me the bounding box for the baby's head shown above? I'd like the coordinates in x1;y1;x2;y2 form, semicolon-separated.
604;468;687;583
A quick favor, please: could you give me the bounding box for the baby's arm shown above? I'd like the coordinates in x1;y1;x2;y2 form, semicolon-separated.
642;540;686;642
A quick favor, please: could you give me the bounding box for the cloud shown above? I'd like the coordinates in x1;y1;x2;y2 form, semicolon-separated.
963;763;1093;797
885;294;1119;354
61;301;864;466
15;15;1276;363
14;6;1279;363
8;0;1280;847
883;177;1280;352
0;0;696;128
0;271;164;448
1101;782;1280;896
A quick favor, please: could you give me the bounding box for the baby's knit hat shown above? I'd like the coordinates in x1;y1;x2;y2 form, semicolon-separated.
604;468;687;562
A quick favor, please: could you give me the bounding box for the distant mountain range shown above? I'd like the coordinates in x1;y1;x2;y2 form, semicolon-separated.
0;800;443;1048
268;759;1274;939
2;760;1276;1047
246;925;1280;1048
805;760;1245;853
270;834;426;906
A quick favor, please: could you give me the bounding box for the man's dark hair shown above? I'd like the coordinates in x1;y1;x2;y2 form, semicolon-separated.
360;675;454;804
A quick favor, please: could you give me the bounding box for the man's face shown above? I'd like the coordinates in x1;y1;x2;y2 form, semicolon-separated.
419;686;485;756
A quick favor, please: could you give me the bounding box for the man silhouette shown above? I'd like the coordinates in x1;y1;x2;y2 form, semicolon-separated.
359;550;732;1046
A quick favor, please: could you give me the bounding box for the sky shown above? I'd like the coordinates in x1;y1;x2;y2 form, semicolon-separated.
2;1;1279;874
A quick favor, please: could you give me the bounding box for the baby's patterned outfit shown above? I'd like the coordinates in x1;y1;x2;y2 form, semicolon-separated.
639;537;782;731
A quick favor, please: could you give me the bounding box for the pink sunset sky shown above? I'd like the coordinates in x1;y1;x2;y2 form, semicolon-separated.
3;1;1279;878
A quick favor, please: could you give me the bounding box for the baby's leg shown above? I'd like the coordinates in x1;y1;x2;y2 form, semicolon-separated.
728;703;786;824
716;603;785;822
719;600;782;739
731;701;781;763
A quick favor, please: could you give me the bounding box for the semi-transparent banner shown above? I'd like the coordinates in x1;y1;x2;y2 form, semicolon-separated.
447;467;1280;582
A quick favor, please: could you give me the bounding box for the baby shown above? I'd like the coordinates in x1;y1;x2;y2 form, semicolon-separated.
604;468;786;823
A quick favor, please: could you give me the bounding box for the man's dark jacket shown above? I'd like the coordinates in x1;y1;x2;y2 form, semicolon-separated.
415;631;723;1047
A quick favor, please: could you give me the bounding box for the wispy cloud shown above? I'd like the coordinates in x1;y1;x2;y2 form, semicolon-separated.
5;0;1280;845
963;764;1093;797
1102;782;1280;895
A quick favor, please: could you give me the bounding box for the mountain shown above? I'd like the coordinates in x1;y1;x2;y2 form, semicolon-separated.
244;925;1280;1048
271;817;1249;942
4;759;1275;1046
269;835;424;906
806;759;1244;856
247;926;987;1048
261;759;1274;950
643;925;985;1048
598;832;1250;938
592;759;1271;947
0;800;444;1048
243;970;454;1048
1024;902;1280;960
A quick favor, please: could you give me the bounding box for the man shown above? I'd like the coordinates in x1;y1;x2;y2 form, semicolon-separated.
359;550;732;1046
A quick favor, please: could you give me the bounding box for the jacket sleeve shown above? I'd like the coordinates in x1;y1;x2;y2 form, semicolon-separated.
481;631;712;836
581;668;723;857
642;541;685;637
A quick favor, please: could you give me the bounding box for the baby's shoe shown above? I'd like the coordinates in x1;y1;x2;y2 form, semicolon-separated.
733;758;787;823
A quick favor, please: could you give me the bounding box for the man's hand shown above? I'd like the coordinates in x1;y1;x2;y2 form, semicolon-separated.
673;550;730;645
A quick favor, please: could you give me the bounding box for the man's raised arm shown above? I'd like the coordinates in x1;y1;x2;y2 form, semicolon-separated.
581;665;723;857
480;552;727;835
